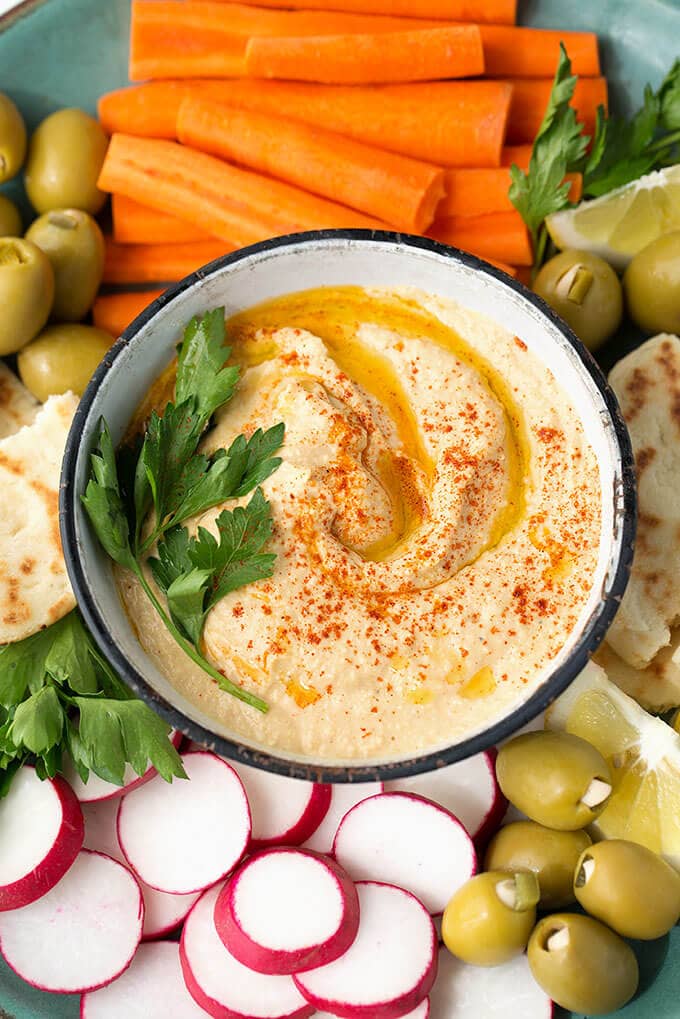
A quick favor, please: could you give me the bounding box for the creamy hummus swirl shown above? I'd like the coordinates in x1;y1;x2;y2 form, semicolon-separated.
118;287;601;761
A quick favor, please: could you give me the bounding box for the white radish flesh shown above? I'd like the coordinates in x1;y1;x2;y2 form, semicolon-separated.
302;782;383;856
83;798;200;940
0;850;142;993
385;752;506;847
312;1004;429;1019
63;731;183;803
81;940;208;1018
118;751;250;894
429;947;553;1017
180;882;314;1019
294;881;437;1019
333;793;476;914
230;761;331;849
0;767;83;911
215;849;359;974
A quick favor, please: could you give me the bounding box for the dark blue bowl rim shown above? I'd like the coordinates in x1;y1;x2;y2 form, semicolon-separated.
60;229;637;783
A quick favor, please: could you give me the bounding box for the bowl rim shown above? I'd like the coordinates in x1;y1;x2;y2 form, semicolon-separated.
60;229;637;783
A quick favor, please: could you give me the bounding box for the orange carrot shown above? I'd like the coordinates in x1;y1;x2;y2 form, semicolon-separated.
103;240;235;285
100;80;511;167
479;26;599;78
206;0;517;23
506;76;608;143
112;194;215;244
92;289;165;335
129;1;442;81
484;259;518;277
429;211;533;266
502;144;532;168
244;26;485;85
514;266;532;287
98;135;388;249
439;169;582;218
177;98;445;232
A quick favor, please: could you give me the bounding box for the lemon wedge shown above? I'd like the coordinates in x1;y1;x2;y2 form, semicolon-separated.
545;164;680;269
546;661;680;869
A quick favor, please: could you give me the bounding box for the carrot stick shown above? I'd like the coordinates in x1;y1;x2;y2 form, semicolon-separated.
439;169;581;218
98;135;388;249
244;25;484;85
429;211;533;266
205;0;517;23
103;240;235;285
479;26;599;78
112;194;215;244
92;289;165;335
514;266;532;287
506;76;608;143
129;1;441;81
176;98;445;232
502;144;532;168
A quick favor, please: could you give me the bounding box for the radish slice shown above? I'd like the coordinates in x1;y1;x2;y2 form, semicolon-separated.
385;751;506;847
180;882;314;1019
429;947;553;1017
0;766;83;911
215;849;359;975
118;751;250;894
302;783;383;856
333;793;476;915
295;881;437;1019
0;850;142;993
230;762;331;849
312;1004;429;1019
63;731;183;803
83;798;200;940
81;941;208;1018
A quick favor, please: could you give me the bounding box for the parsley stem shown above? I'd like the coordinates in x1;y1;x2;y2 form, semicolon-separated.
647;128;680;154
132;564;269;714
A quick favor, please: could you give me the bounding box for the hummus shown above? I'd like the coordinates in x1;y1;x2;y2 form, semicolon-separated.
118;286;602;762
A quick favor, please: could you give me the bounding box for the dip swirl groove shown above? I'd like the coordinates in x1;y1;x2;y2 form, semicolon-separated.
117;286;601;761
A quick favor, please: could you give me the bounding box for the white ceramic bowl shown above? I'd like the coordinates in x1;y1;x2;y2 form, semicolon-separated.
61;231;635;782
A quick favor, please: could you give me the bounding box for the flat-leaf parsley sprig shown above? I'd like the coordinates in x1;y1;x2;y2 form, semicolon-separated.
82;308;285;715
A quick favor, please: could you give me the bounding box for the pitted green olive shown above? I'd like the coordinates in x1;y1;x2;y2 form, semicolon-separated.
26;209;105;321
485;820;591;909
0;237;54;355
442;870;539;967
534;249;623;351
0;92;27;184
24;108;108;214
18;324;112;401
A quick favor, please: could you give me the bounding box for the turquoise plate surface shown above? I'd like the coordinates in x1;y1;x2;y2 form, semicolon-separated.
0;0;679;1016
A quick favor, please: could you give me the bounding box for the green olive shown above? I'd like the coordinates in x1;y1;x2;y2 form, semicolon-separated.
0;194;21;236
24;108;108;214
0;238;54;355
534;249;623;351
496;731;612;831
0;92;27;184
441;870;539;967
18;324;112;401
574;839;680;940
484;820;592;909
25;209;105;321
624;231;680;335
528;913;638;1015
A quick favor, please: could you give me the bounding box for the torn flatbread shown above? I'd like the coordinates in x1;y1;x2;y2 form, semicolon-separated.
0;392;78;644
0;362;38;440
594;632;680;712
607;334;680;667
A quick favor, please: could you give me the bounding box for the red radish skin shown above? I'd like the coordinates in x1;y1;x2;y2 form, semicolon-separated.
82;797;200;941
181;882;315;1019
81;941;208;1018
118;752;250;894
385;750;507;849
230;761;331;849
302;782;383;856
313;1004;429;1019
0;767;84;911
333;793;477;914
215;849;359;974
429;946;553;1017
0;850;143;994
295;881;437;1019
62;731;183;803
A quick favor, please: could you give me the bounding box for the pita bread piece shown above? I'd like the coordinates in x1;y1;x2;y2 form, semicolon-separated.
0;392;78;644
594;632;680;712
607;334;680;667
0;362;38;440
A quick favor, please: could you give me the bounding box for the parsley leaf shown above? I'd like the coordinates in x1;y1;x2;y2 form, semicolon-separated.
660;59;680;130
175;308;240;428
509;45;590;249
583;86;660;196
81;421;136;570
8;686;64;755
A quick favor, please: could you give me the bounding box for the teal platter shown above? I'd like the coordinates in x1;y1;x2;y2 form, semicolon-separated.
0;0;679;1016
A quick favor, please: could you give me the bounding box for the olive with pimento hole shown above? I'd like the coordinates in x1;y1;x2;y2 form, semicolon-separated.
534;249;623;351
484;820;591;909
442;870;539;967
